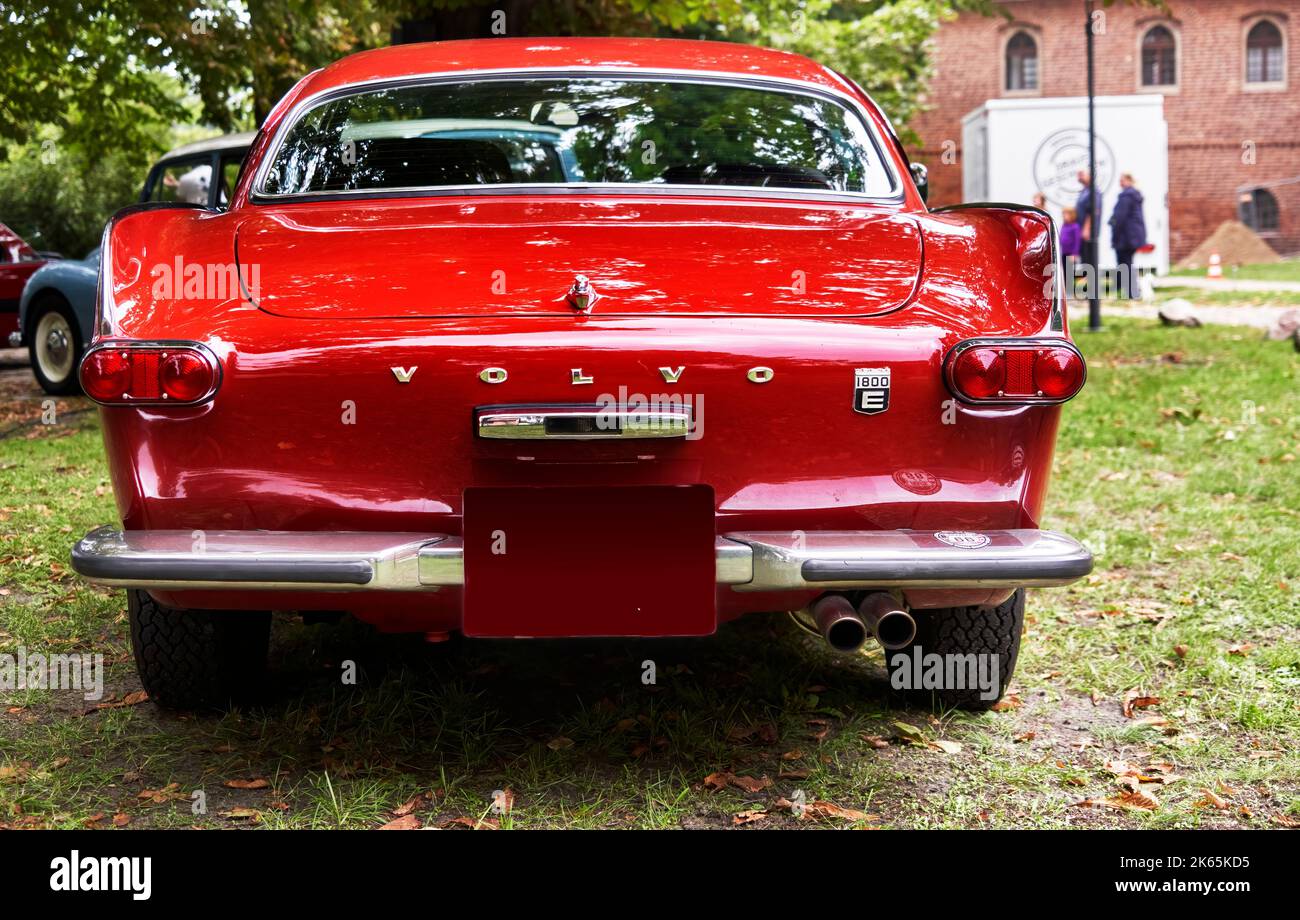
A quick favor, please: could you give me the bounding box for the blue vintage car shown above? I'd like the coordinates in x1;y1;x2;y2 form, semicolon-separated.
12;132;253;393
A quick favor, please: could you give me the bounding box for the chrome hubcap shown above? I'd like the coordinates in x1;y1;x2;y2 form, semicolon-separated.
34;312;75;382
46;328;69;364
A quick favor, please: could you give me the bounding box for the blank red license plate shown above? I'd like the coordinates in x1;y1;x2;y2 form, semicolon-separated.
462;485;716;638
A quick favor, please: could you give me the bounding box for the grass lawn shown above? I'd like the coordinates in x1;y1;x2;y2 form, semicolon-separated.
1;321;1298;830
1170;259;1300;283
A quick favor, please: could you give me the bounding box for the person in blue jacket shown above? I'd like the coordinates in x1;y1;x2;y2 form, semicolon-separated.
1075;170;1102;297
1109;173;1148;300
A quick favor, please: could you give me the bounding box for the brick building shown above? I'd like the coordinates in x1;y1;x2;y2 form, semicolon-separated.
910;0;1300;261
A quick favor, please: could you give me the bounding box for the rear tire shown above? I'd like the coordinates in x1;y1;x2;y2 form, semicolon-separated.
27;294;82;395
128;590;271;710
884;589;1025;712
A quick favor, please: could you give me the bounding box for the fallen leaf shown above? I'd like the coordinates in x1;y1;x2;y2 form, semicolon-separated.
546;736;574;751
378;814;421;830
730;775;772;793
780;749;804;761
1227;643;1254;657
137;783;184;804
991;694;1022;712
703;771;734;791
803;800;874;823
221;807;262;822
0;764;30;783
1122;689;1160;718
1073;789;1159;812
1195;788;1229;810
732;809;767;826
223;778;269;790
392;793;429;817
929;739;963;755
438;816;499;830
1270;815;1300;829
101;690;149;710
112;813;130;827
892;721;926;744
1014;731;1037;743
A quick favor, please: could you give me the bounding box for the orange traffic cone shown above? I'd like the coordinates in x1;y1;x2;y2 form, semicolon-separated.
1207;253;1223;280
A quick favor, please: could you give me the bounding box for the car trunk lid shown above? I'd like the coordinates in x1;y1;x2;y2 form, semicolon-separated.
237;196;921;319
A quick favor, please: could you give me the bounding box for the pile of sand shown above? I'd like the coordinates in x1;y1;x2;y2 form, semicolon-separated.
1176;221;1281;270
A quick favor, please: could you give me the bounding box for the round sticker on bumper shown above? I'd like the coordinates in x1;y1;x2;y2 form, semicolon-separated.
934;531;991;549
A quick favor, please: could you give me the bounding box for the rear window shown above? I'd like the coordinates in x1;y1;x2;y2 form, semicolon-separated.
259;77;896;198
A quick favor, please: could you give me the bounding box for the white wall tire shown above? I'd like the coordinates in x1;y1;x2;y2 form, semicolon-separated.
27;297;82;395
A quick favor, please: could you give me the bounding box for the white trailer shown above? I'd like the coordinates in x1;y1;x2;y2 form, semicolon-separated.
961;95;1170;276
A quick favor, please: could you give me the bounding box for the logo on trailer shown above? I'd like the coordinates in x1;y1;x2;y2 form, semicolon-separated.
853;367;890;415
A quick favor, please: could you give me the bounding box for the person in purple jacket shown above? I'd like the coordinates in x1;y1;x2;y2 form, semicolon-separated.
1059;207;1082;298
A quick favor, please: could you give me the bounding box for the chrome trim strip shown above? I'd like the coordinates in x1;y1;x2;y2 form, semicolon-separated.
417;537;464;586
251;67;901;204
724;529;1093;592
714;537;754;586
71;527;446;592
415;537;752;587
476;405;691;440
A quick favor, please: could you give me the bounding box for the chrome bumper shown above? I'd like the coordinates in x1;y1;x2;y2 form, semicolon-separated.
72;526;1090;593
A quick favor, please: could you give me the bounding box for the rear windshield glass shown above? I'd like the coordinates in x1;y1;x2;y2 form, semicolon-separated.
259;78;896;197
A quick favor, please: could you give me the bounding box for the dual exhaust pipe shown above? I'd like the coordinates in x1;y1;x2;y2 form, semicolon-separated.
810;592;916;653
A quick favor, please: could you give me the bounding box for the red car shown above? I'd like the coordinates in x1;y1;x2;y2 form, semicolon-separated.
0;223;53;346
71;38;1091;710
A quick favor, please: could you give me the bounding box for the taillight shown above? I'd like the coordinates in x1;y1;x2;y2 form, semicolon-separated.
80;342;220;405
946;339;1085;404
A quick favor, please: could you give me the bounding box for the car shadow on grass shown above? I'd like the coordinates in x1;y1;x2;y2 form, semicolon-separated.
38;610;987;829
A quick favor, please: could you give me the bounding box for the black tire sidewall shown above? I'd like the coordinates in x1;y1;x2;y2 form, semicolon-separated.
128;590;271;710
885;589;1026;712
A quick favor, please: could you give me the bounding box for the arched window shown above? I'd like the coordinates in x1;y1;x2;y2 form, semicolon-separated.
1246;20;1285;84
1005;31;1039;92
1141;25;1177;86
1240;188;1281;233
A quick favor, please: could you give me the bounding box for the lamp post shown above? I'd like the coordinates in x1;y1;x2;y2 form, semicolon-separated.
1086;0;1101;331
